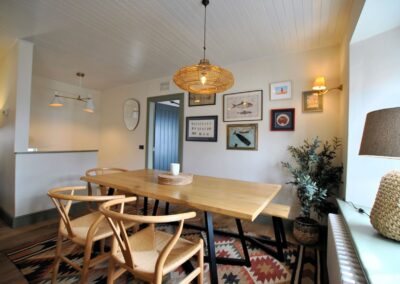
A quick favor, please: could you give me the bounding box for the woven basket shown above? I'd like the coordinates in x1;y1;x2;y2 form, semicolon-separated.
293;217;319;245
370;171;400;241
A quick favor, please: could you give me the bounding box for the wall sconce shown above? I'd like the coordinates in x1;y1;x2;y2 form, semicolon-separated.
48;72;95;113
312;76;343;95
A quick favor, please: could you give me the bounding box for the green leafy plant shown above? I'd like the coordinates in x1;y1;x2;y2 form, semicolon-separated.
282;137;343;220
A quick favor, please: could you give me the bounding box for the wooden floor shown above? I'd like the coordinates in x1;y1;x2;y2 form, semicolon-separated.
0;202;297;284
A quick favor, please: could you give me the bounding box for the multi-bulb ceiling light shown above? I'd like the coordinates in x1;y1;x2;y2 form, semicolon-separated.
173;0;234;95
49;72;95;113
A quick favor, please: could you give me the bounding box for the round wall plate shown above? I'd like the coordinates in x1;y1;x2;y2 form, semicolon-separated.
123;99;140;131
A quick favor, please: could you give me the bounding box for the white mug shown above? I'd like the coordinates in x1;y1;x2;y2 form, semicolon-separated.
170;163;180;176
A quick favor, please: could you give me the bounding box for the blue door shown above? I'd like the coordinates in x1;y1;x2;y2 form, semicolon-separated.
153;103;180;171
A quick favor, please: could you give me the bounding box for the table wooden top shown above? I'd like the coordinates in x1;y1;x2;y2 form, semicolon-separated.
81;169;281;221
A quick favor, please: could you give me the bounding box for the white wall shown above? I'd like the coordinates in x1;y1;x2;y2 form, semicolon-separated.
99;45;343;209
14;40;33;152
0;41;18;216
346;26;400;207
15;152;97;216
29;76;101;151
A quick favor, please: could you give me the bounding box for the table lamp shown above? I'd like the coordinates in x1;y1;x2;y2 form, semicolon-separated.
359;107;400;241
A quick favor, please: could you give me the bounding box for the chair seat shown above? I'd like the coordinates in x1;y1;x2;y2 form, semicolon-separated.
114;226;201;276
61;211;135;245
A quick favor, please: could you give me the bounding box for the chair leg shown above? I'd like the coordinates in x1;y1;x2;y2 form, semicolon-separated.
197;241;204;284
107;257;115;284
51;233;63;284
79;243;93;284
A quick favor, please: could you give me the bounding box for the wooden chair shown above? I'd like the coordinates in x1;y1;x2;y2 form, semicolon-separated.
100;197;204;284
48;186;135;284
85;167;128;196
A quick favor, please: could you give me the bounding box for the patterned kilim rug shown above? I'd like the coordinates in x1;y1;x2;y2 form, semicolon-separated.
6;226;321;284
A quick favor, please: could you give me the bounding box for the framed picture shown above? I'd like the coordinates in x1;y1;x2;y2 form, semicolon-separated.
270;80;292;100
226;124;258;150
302;91;323;112
270;108;295;131
223;90;263;122
186;116;218;142
188;92;216;107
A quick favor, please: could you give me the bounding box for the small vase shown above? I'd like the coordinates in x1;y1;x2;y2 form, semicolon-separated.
293;217;319;245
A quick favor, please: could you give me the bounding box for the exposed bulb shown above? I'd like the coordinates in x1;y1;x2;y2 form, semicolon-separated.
200;74;207;85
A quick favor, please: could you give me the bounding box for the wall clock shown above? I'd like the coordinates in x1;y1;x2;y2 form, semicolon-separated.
123;99;140;131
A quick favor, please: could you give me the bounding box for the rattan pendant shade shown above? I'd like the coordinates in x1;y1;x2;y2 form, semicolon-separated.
173;59;234;95
173;0;234;95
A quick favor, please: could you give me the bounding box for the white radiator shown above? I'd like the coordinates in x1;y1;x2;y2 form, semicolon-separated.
327;214;367;284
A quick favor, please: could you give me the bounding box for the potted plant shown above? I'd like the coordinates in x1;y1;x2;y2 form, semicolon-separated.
282;137;343;245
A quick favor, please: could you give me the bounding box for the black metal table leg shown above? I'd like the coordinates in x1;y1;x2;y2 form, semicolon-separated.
235;219;251;267
152;200;159;216
204;212;218;284
277;217;287;248
272;217;284;261
165;202;170;215
143;197;148;216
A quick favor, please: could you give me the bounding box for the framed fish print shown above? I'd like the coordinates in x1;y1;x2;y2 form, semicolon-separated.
270;108;295;131
186;116;218;142
226;124;258;150
270;80;292;101
302;91;323;112
188;92;216;107
223;90;263;122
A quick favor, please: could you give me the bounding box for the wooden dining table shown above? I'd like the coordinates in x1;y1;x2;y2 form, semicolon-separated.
81;169;281;284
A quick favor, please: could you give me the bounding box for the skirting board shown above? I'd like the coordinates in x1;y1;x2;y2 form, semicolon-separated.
0;203;88;228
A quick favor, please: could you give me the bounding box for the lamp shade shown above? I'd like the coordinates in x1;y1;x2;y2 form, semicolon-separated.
48;95;64;107
173;59;234;95
359;107;400;158
312;76;327;91
83;99;95;113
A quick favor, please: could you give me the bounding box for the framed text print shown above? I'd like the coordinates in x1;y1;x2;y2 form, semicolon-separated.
186;116;218;142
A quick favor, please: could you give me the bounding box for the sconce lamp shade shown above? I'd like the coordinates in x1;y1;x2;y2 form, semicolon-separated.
312;76;327;91
359;107;400;158
83;99;95;113
173;59;234;95
48;95;64;107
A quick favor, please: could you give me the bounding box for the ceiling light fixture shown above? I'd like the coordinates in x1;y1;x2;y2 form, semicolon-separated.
173;0;234;95
48;72;95;113
312;76;343;95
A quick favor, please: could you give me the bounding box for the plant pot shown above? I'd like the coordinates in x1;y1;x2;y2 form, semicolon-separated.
293;217;320;245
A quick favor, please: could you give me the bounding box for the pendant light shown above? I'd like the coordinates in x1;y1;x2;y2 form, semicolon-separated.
173;0;234;95
48;72;95;113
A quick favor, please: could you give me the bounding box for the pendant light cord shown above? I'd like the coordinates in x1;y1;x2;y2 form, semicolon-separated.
203;2;207;60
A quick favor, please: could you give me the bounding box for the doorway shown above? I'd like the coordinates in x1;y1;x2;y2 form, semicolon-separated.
146;93;184;170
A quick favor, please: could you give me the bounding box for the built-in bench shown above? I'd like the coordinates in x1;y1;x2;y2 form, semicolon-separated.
247;203;291;261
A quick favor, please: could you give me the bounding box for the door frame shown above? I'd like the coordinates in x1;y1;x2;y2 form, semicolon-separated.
145;93;184;170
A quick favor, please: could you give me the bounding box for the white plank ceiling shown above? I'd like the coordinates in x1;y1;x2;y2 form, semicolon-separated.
0;0;354;90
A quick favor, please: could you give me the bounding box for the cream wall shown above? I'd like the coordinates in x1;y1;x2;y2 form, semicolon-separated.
0;40;34;217
0;41;18;216
99;45;342;209
29;76;101;151
346;26;400;207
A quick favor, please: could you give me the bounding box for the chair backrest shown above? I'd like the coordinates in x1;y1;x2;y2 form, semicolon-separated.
99;197;196;276
86;167;128;195
85;167;128;177
48;186;125;239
